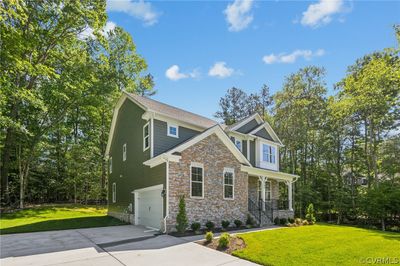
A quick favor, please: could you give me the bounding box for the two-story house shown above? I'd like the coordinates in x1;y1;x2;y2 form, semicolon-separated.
105;91;299;232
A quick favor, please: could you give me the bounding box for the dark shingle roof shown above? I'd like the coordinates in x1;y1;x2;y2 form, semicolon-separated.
127;93;218;129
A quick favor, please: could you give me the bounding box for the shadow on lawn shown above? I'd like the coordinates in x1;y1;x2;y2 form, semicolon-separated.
0;216;126;235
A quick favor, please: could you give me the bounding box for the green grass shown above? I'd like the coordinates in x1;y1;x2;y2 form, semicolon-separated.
233;224;400;266
0;204;126;234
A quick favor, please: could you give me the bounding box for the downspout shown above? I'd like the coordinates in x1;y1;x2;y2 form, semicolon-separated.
163;158;169;233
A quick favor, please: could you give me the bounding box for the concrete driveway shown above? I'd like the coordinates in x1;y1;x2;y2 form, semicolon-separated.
0;225;259;266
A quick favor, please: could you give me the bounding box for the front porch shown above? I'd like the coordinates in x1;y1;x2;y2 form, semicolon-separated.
243;165;299;226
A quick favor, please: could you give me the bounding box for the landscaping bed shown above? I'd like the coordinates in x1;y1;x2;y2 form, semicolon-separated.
197;235;246;254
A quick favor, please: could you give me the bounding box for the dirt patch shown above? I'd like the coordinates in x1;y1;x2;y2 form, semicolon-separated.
197;235;246;254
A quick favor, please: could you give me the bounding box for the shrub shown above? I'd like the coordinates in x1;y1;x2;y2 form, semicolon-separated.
218;233;230;249
205;221;215;231
205;231;213;242
279;218;287;225
288;218;295;223
287;223;294;227
234;219;243;228
221;220;230;230
306;203;316;224
246;214;254;226
295;218;303;225
274;217;280;225
302;220;309;225
191;222;201;232
389;226;400;232
176;195;188;234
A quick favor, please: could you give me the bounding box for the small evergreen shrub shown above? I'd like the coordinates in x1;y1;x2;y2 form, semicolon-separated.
191;222;201;232
288;218;295;223
218;233;230;249
221;220;230;230
234;219;243;228
295;218;303;225
205;231;213;242
246;214;254;226
302;220;309;225
279;218;287;225
176;195;188;234
306;203;316;224
205;221;215;231
274;217;280;225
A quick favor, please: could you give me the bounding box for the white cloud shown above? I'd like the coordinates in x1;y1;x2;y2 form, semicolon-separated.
224;0;254;32
263;49;325;64
107;0;160;26
208;62;235;78
78;21;117;40
165;65;198;81
301;0;344;27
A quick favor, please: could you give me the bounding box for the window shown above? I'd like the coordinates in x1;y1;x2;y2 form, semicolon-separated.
258;180;271;201
143;123;149;151
109;157;112;174
231;136;242;151
190;163;203;198
167;124;179;138
123;143;127;161
262;144;276;164
223;168;234;199
112;182;116;203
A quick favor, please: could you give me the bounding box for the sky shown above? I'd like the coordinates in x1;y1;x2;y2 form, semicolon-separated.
106;0;400;120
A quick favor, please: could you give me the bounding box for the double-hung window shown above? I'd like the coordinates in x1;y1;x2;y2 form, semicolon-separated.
223;168;234;199
167;124;179;138
262;144;276;164
123;144;127;161
112;182;116;203
143;123;149;151
190;163;203;198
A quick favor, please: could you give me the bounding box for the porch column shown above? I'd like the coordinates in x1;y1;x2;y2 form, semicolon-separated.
259;176;267;211
286;180;293;211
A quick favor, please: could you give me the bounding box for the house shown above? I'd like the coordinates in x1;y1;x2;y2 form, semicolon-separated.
105;91;299;232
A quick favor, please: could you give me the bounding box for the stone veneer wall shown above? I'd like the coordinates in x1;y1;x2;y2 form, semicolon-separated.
167;134;248;232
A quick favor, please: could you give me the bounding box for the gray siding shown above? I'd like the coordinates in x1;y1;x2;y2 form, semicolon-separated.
236;119;260;134
108;100;166;216
153;119;200;156
255;128;273;141
242;140;247;158
250;140;255;166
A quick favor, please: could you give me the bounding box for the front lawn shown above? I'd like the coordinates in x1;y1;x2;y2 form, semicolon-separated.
233;224;400;266
0;204;126;234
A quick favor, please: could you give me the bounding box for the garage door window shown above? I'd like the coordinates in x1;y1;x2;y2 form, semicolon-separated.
190;163;204;198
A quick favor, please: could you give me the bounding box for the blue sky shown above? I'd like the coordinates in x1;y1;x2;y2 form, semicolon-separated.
106;0;400;120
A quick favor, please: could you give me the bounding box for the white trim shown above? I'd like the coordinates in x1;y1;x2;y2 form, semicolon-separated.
246;139;250;161
259;142;278;171
228;130;254;140
249;122;284;146
123;143;127;162
190;162;204;199
112;182;116;203
229;113;263;131
134;184;164;193
167;123;179;138
142;111;210;132
249;135;283;147
241;165;299;181
230;135;242;152
143;125;251;168
143;122;150;151
105;95;128;157
150;117;154;157
257;179;271;201
223;167;235;200
133;184;164;228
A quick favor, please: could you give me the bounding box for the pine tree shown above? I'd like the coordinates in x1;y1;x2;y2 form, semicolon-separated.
176;195;188;234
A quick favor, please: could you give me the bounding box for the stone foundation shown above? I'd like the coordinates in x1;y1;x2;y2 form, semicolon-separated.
273;210;294;220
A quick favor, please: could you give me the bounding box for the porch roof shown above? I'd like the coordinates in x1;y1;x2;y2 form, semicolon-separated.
241;165;299;182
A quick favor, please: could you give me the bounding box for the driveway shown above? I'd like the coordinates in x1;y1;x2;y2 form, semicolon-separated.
0;225;259;266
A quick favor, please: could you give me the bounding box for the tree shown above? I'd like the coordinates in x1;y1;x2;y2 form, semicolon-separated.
215;87;249;125
306;203;316;224
176;195;188;234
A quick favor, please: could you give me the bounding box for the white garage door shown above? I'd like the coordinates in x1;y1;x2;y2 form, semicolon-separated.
136;186;163;230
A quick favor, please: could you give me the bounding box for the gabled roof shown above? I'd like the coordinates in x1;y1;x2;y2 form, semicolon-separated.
226;113;264;132
249;122;284;146
143;125;252;168
126;92;218;129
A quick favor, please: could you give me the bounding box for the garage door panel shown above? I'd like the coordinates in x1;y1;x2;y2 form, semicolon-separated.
137;188;163;230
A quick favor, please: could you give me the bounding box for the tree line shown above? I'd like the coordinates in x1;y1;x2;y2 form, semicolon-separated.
215;27;400;230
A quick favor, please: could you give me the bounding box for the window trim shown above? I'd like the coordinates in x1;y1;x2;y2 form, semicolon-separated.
122;143;127;162
167;123;179;138
112;182;116;203
223;167;235;200
143;122;150;151
109;157;112;174
190;162;204;199
262;143;276;164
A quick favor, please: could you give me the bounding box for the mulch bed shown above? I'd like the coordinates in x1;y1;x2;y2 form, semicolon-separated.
197;235;246;254
169;226;257;237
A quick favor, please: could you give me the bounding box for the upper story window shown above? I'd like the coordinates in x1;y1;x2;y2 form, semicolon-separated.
230;136;242;152
262;144;276;164
109;157;112;174
143;122;149;151
167;123;179;138
123;143;127;161
190;163;204;198
223;168;234;199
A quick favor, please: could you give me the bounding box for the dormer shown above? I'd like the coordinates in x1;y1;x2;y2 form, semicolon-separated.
225;113;283;171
